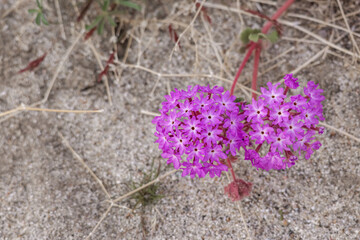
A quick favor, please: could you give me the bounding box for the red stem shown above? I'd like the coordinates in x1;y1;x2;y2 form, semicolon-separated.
230;0;295;96
252;46;261;100
226;157;237;181
230;43;256;96
283;86;290;95
262;0;295;34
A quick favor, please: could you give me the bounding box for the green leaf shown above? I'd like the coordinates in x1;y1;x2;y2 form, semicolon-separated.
266;30;279;43
97;18;105;35
240;28;253;44
28;9;39;14
35;14;42;25
107;16;116;27
249;32;260;43
102;0;110;11
86;15;103;30
116;0;141;11
240;28;261;44
36;0;42;9
41;14;49;25
234;97;244;103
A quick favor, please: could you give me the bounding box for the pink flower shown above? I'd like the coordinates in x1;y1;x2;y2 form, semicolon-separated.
244;98;268;123
269;103;290;125
260;82;286;105
249;124;274;144
270;129;292;154
181;161;205;178
284;73;299;89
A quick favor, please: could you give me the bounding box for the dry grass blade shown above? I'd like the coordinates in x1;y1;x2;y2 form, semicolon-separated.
58;132;112;199
169;0;205;60
85;203;113;240
87;42;113;105
140;110;160;117
41;30;85;104
116;62;260;95
113;169;178;203
55;0;66;40
335;0;360;57
261;46;295;65
0;105;103;119
279;19;360;60
287;13;360;38
1;0;23;19
202;2;360;60
319;122;360;143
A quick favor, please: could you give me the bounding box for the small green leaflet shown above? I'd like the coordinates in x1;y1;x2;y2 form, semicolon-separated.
240;28;279;44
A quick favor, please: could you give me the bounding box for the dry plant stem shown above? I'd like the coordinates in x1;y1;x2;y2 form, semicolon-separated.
319;122;360;143
261;46;294;65
41;30;85;104
116;62;260;95
140;110;160;117
332;9;360;22
251;46;261;99
251;0;276;5
1;0;23;19
113;169;178;203
281;37;323;45
236;0;245;26
279;19;360;60
0;105;102;118
203;2;360;60
236;201;252;240
259;59;286;77
278;31;348;83
287;13;360;39
58;132;112;199
201;15;224;77
24;107;103;113
117;35;133;83
277;47;327;83
169;0;205;60
335;0;360;56
87;42;113;105
55;0;66;40
85;203;113;240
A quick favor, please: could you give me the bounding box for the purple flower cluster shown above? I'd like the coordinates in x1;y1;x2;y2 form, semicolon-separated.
244;74;325;170
152;85;248;178
153;74;325;178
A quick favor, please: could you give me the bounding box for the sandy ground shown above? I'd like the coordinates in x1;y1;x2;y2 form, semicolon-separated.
0;0;360;239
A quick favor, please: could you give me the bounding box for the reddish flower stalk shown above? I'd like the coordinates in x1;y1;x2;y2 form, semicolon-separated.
262;0;295;34
226;157;237;181
195;2;212;24
230;0;295;97
18;53;47;74
84;27;97;41
168;24;181;49
97;52;115;82
77;0;94;22
252;46;261;99
230;43;256;95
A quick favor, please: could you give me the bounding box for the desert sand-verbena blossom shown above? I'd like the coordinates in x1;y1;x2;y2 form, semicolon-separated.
244;74;325;170
153;74;325;178
152;85;248;178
